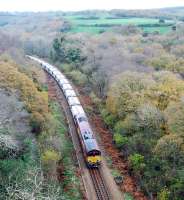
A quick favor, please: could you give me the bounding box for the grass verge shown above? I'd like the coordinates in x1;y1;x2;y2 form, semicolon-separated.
49;101;82;200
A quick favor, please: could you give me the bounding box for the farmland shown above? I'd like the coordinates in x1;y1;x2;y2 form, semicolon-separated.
64;15;174;34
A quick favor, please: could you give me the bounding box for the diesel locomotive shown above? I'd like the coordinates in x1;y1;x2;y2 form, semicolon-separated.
27;55;101;168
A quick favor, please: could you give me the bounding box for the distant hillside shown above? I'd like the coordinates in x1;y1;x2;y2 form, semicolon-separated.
67;7;184;19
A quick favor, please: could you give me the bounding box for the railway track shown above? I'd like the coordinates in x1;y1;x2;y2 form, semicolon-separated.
89;169;110;200
46;72;111;200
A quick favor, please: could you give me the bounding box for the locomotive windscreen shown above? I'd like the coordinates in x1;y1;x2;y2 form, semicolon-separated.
85;139;100;154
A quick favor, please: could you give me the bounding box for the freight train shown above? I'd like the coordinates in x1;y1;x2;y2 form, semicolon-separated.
27;56;101;168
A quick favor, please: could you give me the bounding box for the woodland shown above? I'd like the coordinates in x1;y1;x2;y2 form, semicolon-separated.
0;8;184;199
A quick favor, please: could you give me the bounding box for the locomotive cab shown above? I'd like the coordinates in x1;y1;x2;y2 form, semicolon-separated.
77;115;88;123
84;136;101;168
87;148;101;168
87;150;101;168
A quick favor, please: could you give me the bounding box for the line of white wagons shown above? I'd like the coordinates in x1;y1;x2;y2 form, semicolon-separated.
27;55;101;167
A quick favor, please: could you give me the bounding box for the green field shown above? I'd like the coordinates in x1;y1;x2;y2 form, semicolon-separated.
143;26;171;34
64;15;174;34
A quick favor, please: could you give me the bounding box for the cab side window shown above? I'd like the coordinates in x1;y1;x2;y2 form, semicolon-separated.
78;116;87;123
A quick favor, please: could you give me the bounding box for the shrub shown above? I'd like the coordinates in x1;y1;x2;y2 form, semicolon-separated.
100;108;116;128
68;70;88;85
114;121;125;135
41;149;60;179
0;159;27;178
165;99;184;136
66;48;83;63
59;63;73;73
113;133;128;148
41;149;60;164
154;134;184;165
106;71;154;118
128;153;145;173
90;92;102;105
157;188;170;200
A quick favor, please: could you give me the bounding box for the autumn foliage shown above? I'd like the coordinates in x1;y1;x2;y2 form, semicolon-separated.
106;71;184;199
0;57;49;134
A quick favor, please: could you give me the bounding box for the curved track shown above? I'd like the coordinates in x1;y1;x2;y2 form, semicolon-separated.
28;56;114;200
47;72;110;200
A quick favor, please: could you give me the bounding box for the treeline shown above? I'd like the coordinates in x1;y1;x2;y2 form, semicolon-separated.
50;36;108;99
0;56;48;134
0;12;65;58
0;55;81;199
50;22;184;199
77;23;174;28
104;71;184;199
67;7;184;20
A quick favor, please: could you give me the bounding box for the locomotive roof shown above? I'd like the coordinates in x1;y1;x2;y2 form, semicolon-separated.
84;138;100;153
78;121;91;134
78;121;100;152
